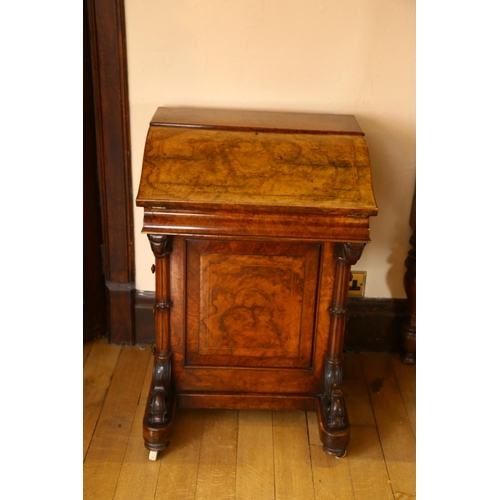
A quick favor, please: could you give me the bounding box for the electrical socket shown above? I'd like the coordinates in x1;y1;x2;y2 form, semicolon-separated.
348;271;366;297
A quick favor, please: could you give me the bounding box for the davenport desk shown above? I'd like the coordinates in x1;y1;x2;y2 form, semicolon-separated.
136;108;378;461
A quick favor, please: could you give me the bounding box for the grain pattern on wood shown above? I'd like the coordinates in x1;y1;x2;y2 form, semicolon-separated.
83;347;415;500
178;392;315;411
83;347;151;499
87;0;135;345
236;410;275;500
150;107;365;136
310;444;354;500
273;411;315;500
186;239;319;368
194;409;238;500
155;409;205;500
142;208;371;242
83;341;93;366
83;339;121;459
174;236;327;397
343;376;376;428
140;353;155;405
362;353;416;498
390;354;416;437
113;404;161;500
137;124;377;216
347;425;395;500
198;252;307;361
306;411;322;447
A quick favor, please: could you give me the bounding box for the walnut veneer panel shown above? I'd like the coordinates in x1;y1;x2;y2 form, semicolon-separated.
185;239;320;368
137;127;377;215
168;237;335;396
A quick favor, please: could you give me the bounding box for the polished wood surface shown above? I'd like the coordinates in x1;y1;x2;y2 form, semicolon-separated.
84;340;416;499
401;190;416;364
186;239;319;368
141;208;372;242
151;107;365;135
169;238;335;400
136;108;378;460
84;0;106;343
137;125;377;215
86;0;135;344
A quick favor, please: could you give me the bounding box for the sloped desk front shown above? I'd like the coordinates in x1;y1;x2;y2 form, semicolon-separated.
136;107;378;460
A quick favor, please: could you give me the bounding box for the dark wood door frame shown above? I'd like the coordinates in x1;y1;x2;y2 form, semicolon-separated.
86;0;135;344
84;0;107;343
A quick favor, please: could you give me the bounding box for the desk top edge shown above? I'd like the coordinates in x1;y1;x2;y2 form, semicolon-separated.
150;107;365;136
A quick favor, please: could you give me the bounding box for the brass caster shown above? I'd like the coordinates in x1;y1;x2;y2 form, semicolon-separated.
335;449;347;459
149;450;159;461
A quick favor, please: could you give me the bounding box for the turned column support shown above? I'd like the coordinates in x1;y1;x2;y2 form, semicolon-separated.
400;190;416;364
143;234;176;452
400;233;416;363
317;242;365;457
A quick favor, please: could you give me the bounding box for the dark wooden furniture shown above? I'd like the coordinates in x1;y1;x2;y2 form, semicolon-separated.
400;190;416;363
136;107;378;460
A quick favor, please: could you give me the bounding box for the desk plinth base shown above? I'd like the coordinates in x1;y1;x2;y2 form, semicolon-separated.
141;239;362;460
142;389;350;459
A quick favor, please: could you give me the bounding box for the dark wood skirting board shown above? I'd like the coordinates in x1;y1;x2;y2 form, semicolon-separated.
345;297;407;352
106;281;136;345
134;291;407;353
134;290;157;342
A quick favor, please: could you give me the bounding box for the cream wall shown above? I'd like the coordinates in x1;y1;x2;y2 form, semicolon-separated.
125;0;415;298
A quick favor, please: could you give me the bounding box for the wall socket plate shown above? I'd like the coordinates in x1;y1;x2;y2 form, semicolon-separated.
348;271;366;297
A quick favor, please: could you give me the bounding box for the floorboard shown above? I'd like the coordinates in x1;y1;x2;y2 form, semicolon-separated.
82;342;416;500
83;346;150;499
390;354;416;437
194;409;238;500
83;339;121;459
236;410;275;500
155;409;205;500
273;410;315;500
83;341;93;366
362;353;416;499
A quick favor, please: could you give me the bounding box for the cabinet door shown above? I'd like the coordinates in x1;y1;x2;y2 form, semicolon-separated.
187;238;320;368
169;238;334;396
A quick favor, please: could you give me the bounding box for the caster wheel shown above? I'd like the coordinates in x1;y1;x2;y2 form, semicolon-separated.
323;445;347;459
149;450;159;461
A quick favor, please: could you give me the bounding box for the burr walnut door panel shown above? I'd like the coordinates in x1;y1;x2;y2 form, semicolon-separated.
168;237;333;396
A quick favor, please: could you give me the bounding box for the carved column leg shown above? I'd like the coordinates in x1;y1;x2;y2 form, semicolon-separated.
400;233;416;364
143;234;176;455
317;242;365;457
400;190;416;364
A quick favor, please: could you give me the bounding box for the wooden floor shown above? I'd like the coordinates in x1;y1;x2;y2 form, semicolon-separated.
83;339;416;500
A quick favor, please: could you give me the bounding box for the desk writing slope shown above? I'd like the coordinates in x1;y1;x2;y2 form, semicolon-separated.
137;109;377;216
136;108;378;464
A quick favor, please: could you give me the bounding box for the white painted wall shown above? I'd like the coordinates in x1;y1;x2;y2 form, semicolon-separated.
125;0;415;297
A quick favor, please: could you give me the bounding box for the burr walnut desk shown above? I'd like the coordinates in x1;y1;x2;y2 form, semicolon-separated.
136;107;378;460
